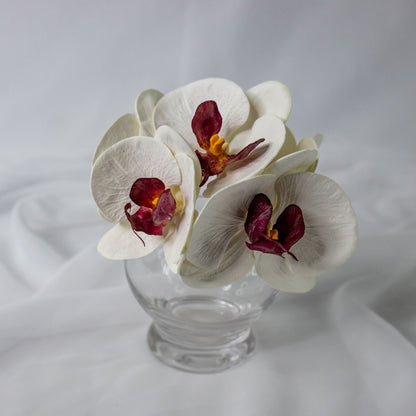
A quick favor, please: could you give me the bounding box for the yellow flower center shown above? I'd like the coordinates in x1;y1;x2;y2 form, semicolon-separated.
208;134;230;164
266;228;279;240
209;134;226;155
151;196;159;207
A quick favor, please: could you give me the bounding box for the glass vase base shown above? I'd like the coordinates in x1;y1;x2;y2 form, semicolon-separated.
147;323;256;373
126;252;276;373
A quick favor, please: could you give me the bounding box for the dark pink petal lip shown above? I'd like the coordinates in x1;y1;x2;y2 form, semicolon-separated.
124;203;164;236
195;150;211;186
223;138;265;166
125;178;177;244
244;193;272;242
244;197;305;261
191;100;222;150
129;177;165;207
246;239;284;256
153;189;176;227
194;138;266;187
245;240;298;261
191;101;266;187
272;204;305;250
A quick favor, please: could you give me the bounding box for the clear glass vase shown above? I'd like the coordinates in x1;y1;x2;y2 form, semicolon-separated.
125;249;278;373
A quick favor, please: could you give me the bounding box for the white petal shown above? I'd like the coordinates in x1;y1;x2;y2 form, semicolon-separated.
153;78;250;149
297;134;322;172
91;137;181;222
275;126;298;159
98;222;163;260
164;154;198;273
179;232;254;288
255;172;357;292
92;114;140;163
136;89;163;137
98;208;112;222
155;125;202;186
265;148;318;177
204;115;286;197
297;136;319;151
187;175;277;269
246;81;292;121
254;254;317;293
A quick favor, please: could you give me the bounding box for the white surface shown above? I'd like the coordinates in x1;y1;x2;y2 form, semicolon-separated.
1;0;416;415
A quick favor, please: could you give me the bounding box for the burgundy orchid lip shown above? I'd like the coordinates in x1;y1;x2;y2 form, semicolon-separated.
125;177;176;244
245;193;305;260
192;100;265;186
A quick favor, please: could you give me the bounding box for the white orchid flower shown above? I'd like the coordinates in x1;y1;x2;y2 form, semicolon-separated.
153;78;293;197
90;134;199;273
179;171;357;292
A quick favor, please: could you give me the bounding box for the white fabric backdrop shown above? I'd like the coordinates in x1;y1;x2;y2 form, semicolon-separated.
1;0;416;415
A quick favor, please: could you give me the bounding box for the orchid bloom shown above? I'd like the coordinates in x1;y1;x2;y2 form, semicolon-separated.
90;135;199;272
179;171;357;292
153;78;292;196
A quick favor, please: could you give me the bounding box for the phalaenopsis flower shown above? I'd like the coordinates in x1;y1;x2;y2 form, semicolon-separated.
153;78;291;196
91;135;199;272
179;171;357;292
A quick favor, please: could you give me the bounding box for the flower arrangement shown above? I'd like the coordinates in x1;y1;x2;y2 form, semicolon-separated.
91;78;357;293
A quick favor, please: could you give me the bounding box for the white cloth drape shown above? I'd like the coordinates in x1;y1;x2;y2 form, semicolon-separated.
1;1;415;415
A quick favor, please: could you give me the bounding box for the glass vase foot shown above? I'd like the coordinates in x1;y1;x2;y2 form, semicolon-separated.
148;322;255;373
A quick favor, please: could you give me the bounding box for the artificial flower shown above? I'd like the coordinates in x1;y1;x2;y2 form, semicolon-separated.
90;135;199;272
153;78;291;196
179;170;357;292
